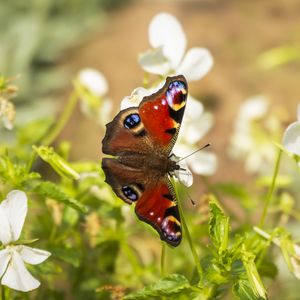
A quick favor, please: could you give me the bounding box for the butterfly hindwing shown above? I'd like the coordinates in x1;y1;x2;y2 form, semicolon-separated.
102;157;182;246
135;178;182;246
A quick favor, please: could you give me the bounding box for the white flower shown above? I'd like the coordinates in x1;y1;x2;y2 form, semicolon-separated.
282;104;300;157
0;190;51;292
78;68;108;97
174;96;217;176
139;13;213;81
228;95;278;174
77;68;112;125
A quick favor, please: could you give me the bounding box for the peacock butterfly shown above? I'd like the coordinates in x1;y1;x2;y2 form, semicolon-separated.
101;75;188;246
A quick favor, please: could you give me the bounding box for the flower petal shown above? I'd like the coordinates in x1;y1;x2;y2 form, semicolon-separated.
173;144;217;175
0;249;10;278
188;151;217;175
0;207;12;245
1;250;40;292
0;190;27;242
179;112;213;145
19;246;51;265
176;48;213;81
239;96;269;120
184;95;204;119
174;161;193;187
139;47;172;75
149;13;186;69
78;68;108;97
120;87;153;110
282;122;300;156
297;104;300;122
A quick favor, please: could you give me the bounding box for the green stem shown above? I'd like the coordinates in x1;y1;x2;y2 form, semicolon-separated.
26;90;78;172
1;285;5;300
42;91;78;146
161;242;166;277
259;149;282;228
175;185;203;283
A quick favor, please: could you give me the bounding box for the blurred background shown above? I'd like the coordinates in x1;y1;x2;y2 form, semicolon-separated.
1;0;300;298
2;0;300;179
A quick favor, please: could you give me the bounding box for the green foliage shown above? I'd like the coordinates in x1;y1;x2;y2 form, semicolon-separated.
208;197;229;253
33;181;88;213
124;274;192;299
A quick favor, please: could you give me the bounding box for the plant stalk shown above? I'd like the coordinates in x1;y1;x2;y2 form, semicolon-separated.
175;185;203;283
26;90;78;172
259;149;282;227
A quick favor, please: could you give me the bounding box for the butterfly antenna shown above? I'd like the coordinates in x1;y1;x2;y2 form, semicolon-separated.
185;190;196;207
177;143;211;162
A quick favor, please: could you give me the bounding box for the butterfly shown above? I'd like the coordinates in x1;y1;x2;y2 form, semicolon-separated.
101;75;191;246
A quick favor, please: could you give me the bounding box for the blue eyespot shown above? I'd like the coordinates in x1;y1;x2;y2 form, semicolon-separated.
168;81;186;92
122;185;138;201
124;113;141;129
166;81;187;106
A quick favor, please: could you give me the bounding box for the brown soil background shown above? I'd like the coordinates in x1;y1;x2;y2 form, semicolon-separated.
60;0;300;184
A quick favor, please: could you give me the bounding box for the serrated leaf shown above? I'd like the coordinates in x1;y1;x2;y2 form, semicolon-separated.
233;279;264;300
208;196;230;253
124;274;191;299
34;181;88;213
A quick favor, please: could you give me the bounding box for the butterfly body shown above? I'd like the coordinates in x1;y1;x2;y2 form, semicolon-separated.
102;75;188;246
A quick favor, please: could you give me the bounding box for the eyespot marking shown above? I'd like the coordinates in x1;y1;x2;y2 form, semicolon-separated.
124;113;141;129
161;216;181;245
122;185;138;201
166;81;187;111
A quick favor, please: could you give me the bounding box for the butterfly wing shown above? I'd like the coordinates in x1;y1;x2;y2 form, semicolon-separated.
139;75;187;154
135;178;182;246
102;75;188;156
102;158;182;246
101;75;187;246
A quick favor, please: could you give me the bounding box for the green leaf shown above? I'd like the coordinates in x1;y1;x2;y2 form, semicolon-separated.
233;279;265;300
124;274;191;299
34;181;88;213
52;247;81;267
208;196;230;253
33;145;80;180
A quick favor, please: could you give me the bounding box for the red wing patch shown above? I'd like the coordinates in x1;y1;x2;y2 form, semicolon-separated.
139;75;187;150
135;179;182;246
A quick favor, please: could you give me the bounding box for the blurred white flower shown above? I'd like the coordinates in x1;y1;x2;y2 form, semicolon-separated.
0;98;16;130
0;190;51;292
120;87;217;179
229;95;279;174
78;68;108;97
254;227;300;280
139;13;213;81
77;68;112;125
282;104;300;157
174;96;217;176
